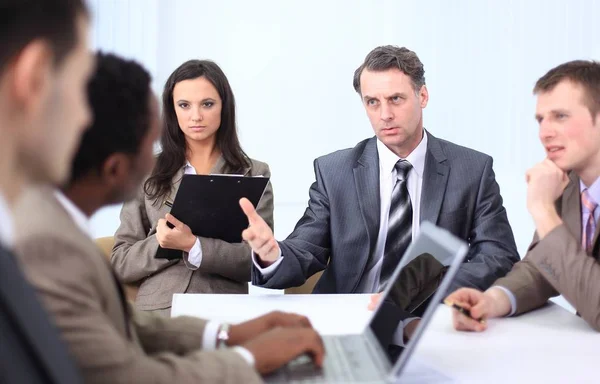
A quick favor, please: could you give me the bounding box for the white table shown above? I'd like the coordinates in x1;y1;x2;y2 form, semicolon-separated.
172;294;599;383
172;293;373;335
413;303;599;384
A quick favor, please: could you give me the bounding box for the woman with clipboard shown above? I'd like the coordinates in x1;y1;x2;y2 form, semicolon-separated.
110;60;274;316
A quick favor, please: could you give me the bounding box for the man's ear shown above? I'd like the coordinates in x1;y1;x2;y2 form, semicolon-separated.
101;153;131;188
419;85;429;108
11;40;54;116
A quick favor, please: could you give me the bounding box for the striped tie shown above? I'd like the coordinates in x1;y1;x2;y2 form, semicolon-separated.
379;159;413;289
581;189;598;253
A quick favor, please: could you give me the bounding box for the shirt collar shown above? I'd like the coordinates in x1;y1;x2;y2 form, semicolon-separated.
54;190;93;238
377;130;428;177
184;161;198;175
0;192;14;247
580;177;600;207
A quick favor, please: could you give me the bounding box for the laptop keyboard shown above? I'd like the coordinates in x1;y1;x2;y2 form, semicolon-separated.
265;335;384;383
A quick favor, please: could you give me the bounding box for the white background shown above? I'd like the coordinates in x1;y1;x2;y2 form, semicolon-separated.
86;0;600;308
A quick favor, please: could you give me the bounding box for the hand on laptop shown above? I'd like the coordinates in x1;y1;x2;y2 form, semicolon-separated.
227;311;313;346
240;198;281;266
156;213;196;252
243;326;325;374
445;287;511;332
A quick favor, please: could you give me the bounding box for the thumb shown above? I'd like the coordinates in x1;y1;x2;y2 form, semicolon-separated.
239;198;260;225
469;300;488;320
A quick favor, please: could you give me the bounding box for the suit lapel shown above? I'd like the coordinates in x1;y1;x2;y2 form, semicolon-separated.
210;156;227;174
353;138;381;270
561;173;582;241
208;155;252;175
420;133;450;224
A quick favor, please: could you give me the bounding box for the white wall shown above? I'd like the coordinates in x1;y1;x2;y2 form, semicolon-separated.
87;0;599;307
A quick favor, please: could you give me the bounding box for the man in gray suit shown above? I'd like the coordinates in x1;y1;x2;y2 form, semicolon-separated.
242;45;519;297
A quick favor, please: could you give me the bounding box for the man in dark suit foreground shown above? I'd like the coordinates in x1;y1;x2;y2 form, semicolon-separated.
447;60;600;332
0;0;95;382
242;45;519;296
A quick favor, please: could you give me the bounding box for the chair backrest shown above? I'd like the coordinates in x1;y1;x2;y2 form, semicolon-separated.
95;236;139;302
284;271;323;294
96;236;115;258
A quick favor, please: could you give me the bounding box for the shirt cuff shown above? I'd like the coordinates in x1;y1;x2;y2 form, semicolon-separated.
491;286;517;316
252;248;283;278
232;346;256;367
186;237;202;268
391;317;420;347
202;320;221;350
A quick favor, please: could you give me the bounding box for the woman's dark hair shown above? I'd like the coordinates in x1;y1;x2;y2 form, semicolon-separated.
144;60;250;202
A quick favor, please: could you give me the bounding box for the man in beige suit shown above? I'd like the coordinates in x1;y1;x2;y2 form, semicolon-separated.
14;52;324;383
446;60;600;332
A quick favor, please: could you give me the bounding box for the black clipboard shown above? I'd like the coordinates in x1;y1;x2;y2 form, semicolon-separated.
155;174;270;260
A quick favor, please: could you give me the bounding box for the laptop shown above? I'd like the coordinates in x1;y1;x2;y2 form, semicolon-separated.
264;221;468;383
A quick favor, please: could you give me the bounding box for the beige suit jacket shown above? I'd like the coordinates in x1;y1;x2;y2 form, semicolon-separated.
495;173;600;330
13;187;262;384
111;157;274;311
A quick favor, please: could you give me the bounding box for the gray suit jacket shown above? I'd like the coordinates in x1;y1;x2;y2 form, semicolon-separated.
112;157;274;311
253;133;519;293
13;187;262;384
495;172;600;330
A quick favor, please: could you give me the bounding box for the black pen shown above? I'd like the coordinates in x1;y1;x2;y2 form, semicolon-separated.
444;299;486;324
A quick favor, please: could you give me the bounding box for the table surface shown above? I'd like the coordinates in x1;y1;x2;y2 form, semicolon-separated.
172;293;599;383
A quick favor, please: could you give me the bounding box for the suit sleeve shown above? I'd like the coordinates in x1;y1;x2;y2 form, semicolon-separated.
252;158;330;289
496;224;600;330
449;157;520;292
111;188;178;284
182;162;275;283
17;237;262;384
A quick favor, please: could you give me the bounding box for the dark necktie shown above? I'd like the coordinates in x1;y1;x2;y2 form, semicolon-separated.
379;159;413;289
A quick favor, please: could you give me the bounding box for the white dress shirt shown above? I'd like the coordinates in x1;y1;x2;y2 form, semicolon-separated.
254;132;429;293
53;190;254;367
0;192;14;248
356;133;428;292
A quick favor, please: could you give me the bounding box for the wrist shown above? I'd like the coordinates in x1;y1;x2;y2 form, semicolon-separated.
227;323;248;346
531;207;562;239
484;288;511;318
256;246;280;268
529;201;555;217
257;256;275;268
184;234;197;252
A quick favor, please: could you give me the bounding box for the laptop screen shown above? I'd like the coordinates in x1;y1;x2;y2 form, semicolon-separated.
367;223;467;367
